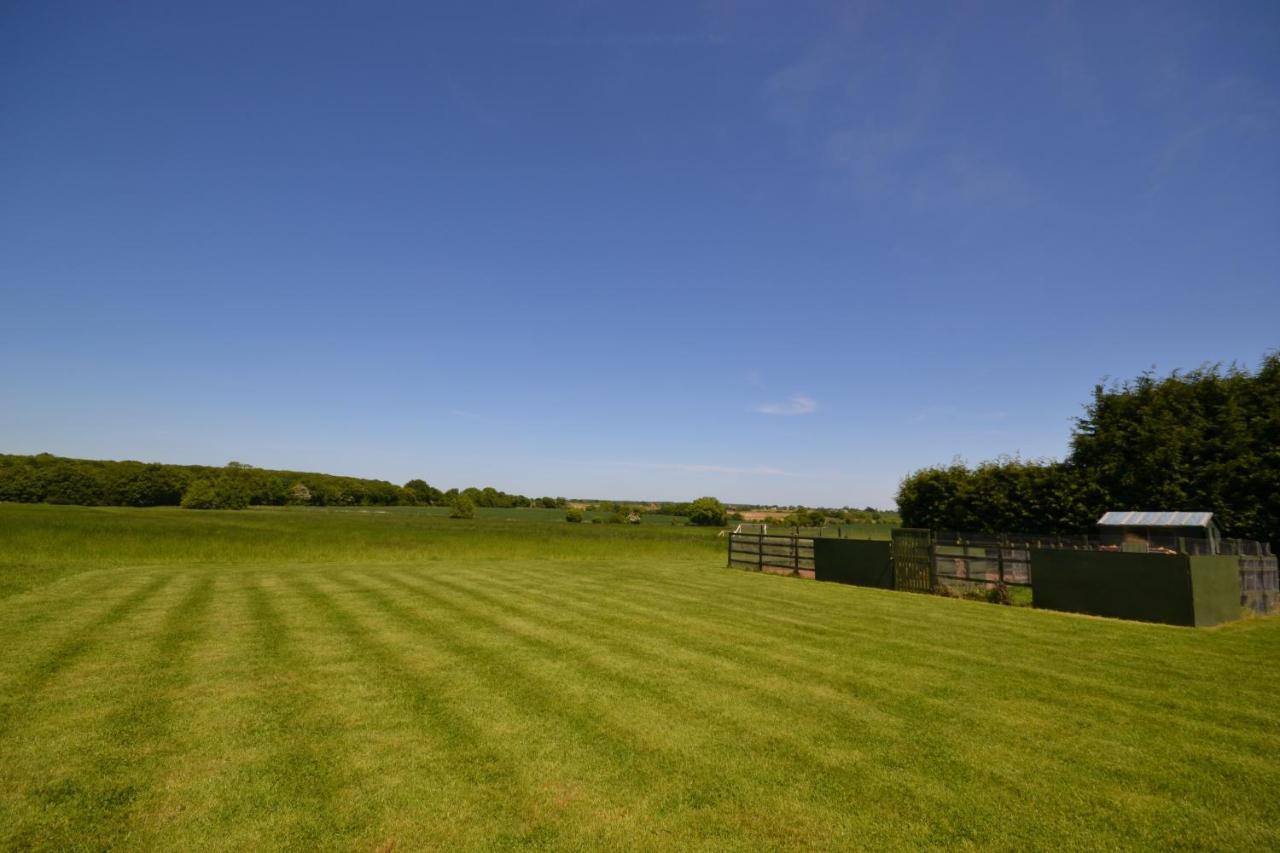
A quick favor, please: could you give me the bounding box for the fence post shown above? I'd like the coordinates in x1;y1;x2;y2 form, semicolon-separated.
792;535;798;572
998;536;1005;586
726;531;732;567
758;532;763;572
928;534;938;590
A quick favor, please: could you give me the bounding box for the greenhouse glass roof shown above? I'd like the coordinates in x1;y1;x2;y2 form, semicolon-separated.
1096;511;1214;528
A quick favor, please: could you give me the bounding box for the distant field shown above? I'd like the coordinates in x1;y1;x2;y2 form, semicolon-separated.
735;521;895;540
1;503;1277;850
342;505;692;524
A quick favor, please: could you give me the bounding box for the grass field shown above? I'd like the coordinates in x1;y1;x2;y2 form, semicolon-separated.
1;503;1277;850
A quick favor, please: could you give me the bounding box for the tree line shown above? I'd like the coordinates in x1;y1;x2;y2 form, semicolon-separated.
896;352;1280;545
0;454;562;512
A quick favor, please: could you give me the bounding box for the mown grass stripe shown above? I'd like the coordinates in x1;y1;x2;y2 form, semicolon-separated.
362;568;947;805
0;571;176;737
400;564;1280;808
345;568;1148;846
473;561;1277;733
308;568;828;847
280;572;555;848
5;572;214;850
504;556;1234;666
322;569;981;843
226;575;359;848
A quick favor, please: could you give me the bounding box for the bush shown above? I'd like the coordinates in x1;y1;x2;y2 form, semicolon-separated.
565;508;584;523
449;495;475;519
687;496;727;527
986;583;1013;606
782;508;826;528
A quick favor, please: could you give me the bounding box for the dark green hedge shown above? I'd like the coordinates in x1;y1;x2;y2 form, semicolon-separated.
898;352;1280;546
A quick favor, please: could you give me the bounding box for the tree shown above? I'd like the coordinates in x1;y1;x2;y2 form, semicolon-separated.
403;479;441;506
181;479;217;509
565;508;584;523
687;496;727;527
211;467;252;509
41;463;104;505
449;495;476;519
104;463;186;507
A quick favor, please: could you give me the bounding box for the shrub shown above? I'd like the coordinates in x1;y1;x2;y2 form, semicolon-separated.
687;496;727;527
449;495;475;519
565;508;584;523
986;583;1013;606
783;508;826;528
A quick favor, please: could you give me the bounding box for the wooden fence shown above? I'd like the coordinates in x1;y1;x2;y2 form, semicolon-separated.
1239;554;1280;613
931;533;1034;589
727;532;815;577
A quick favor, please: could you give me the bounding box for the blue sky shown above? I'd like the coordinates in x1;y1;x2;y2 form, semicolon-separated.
2;1;1278;507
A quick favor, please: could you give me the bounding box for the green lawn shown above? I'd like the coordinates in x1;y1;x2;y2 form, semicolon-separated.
1;504;1277;850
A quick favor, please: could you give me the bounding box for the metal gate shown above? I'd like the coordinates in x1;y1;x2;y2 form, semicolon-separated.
891;528;934;593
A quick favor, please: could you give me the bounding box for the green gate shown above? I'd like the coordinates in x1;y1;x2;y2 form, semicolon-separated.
891;528;935;593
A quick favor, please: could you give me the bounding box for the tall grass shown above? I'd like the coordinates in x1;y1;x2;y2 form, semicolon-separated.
0;503;723;598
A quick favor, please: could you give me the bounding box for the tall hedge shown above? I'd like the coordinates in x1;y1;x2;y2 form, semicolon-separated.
897;352;1280;545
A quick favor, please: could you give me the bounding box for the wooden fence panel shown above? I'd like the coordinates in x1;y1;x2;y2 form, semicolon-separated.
728;532;815;575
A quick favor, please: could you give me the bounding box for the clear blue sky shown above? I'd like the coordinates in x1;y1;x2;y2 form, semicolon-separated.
2;1;1277;507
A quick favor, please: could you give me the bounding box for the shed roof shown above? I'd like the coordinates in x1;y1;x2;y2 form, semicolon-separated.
1097;511;1214;528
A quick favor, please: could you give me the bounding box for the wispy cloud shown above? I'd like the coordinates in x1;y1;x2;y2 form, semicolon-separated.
1147;76;1280;194
752;393;817;416
761;9;1030;212
612;461;791;476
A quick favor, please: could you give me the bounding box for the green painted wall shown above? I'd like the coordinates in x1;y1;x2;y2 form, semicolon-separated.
813;539;893;589
1188;556;1241;627
1031;550;1196;625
